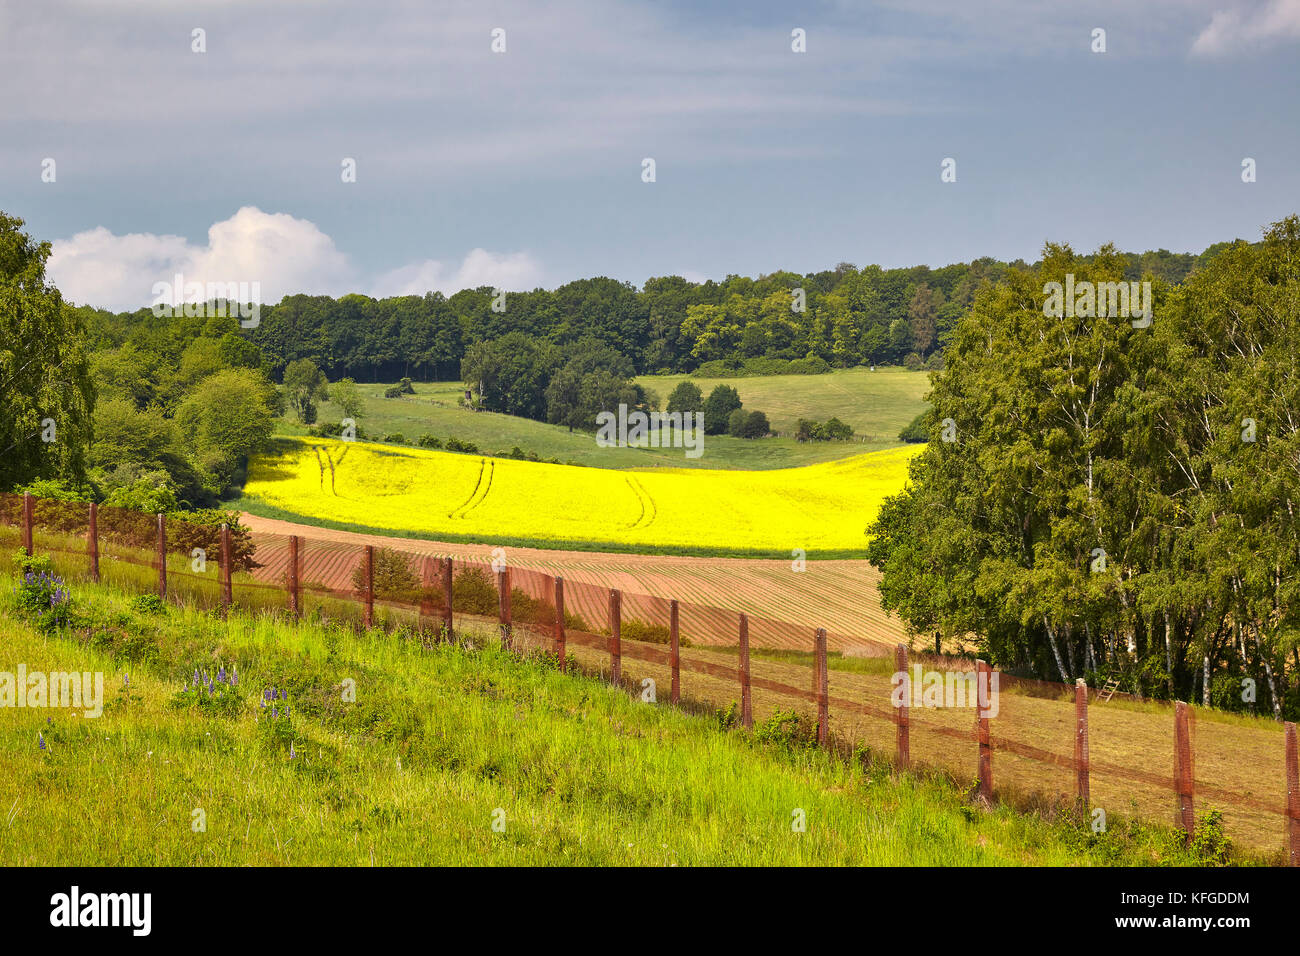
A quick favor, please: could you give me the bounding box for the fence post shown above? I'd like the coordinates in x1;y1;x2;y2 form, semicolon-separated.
156;512;167;599
441;557;454;638
895;643;910;767
497;567;512;650
1286;721;1299;867
814;628;828;747
553;576;566;673
288;535;301;618
1174;701;1195;844
87;502;99;583
363;545;374;629
739;613;752;729
22;492;33;556
669;599;680;705
608;588;621;684
976;659;993;802
219;524;232;614
1075;678;1090;808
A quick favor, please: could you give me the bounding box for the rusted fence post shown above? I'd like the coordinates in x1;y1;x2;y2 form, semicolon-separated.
976;658;993;802
155;512;167;598
669;599;680;704
441;557;454;638
553;576;566;673
1286;721;1299;867
814;628;828;747
288;535;301;618
608;588;621;684
497;567;512;650
363;545;374;629
87;502;99;583
21;492;33;556
895;643;910;767
219;524;232;614
1075;678;1090;807
739;613;752;729
1174;701;1195;843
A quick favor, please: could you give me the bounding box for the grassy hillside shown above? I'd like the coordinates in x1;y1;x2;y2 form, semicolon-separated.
0;572;1228;866
284;368;929;471
240;438;919;555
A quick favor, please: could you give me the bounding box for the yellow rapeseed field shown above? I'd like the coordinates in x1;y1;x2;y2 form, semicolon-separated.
244;438;919;552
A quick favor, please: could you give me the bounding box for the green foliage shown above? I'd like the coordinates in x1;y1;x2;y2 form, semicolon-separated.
283;358;329;424
797;416;854;442
351;547;420;600
867;214;1300;713
898;410;929;443
703;384;742;435
0;212;94;491
1190;808;1231;865
450;565;498;615
127;593;165;615
330;378;364;418
753;709;818;752
418;434;443;448
666;379;703;414
445;437;478;454
168;509;260;573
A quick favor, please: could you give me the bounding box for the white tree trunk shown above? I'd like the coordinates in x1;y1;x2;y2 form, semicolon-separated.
1043;616;1071;682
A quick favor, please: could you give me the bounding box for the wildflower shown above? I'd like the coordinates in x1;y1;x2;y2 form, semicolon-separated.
38;732;46;751
217;667;226;683
272;706;278;718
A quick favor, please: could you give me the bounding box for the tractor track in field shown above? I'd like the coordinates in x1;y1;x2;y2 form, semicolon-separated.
240;513;907;652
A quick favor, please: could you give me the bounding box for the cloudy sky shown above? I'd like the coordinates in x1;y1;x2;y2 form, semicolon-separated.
2;0;1298;310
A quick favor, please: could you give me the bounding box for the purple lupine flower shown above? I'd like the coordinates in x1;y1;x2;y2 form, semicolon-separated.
193;669;201;685
124;673;129;689
217;667;226;683
260;699;266;710
284;706;290;717
272;706;278;718
38;732;46;751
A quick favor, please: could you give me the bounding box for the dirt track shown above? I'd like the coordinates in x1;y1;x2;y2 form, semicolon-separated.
241;513;909;653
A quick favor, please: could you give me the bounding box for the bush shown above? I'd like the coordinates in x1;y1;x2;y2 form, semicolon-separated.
382;433;407;445
384;386;403;399
398;377;416;395
13;552;73;633
796;417;854;442
418;434;443;449
726;407;748;437
903;352;924;371
898;411;929;443
445;437;479;454
351;547;420;600
753;709;818;752
738;410;770;438
924;351;946;371
128;594;166;615
169;509;261;572
451;565;498;615
703;385;742;435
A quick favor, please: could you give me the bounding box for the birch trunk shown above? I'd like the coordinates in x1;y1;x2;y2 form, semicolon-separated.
1043;616;1071;683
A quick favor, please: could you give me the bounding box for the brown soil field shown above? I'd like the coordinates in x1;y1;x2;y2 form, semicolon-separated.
241;513;910;654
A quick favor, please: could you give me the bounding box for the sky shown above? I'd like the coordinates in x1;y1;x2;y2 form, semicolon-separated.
1;0;1298;310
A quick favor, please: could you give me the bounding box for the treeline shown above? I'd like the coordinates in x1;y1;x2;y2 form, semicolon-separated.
867;216;1300;719
73;245;1227;386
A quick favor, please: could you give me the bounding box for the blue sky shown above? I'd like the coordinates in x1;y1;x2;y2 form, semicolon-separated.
2;0;1298;309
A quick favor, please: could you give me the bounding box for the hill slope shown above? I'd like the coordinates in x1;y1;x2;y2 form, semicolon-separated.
0;575;1218;865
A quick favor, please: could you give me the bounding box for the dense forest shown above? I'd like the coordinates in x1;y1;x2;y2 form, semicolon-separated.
72;243;1230;384
867;216;1300;719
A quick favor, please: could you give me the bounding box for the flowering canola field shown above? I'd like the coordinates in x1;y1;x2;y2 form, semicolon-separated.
244;438;919;552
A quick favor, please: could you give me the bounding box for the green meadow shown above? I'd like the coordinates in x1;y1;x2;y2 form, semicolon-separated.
0;567;1236;866
282;367;929;471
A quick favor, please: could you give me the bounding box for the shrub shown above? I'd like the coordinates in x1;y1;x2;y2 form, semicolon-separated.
903;351;924;371
128;594;166;615
382;433;407;445
398;377;416;395
351;547;420;600
384;386;403;399
13;552;73;633
738;410;770;438
753;709;818;752
703;385;742;435
169;510;261;572
726;407;748;437
418;434;443;449
445;437;479;454
898;411;929;443
451;565;498;615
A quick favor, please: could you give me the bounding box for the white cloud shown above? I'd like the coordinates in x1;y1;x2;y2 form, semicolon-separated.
1192;0;1300;55
47;206;542;309
49;207;353;310
371;249;544;297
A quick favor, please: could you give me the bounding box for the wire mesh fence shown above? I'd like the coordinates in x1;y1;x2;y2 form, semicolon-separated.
4;491;1300;861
